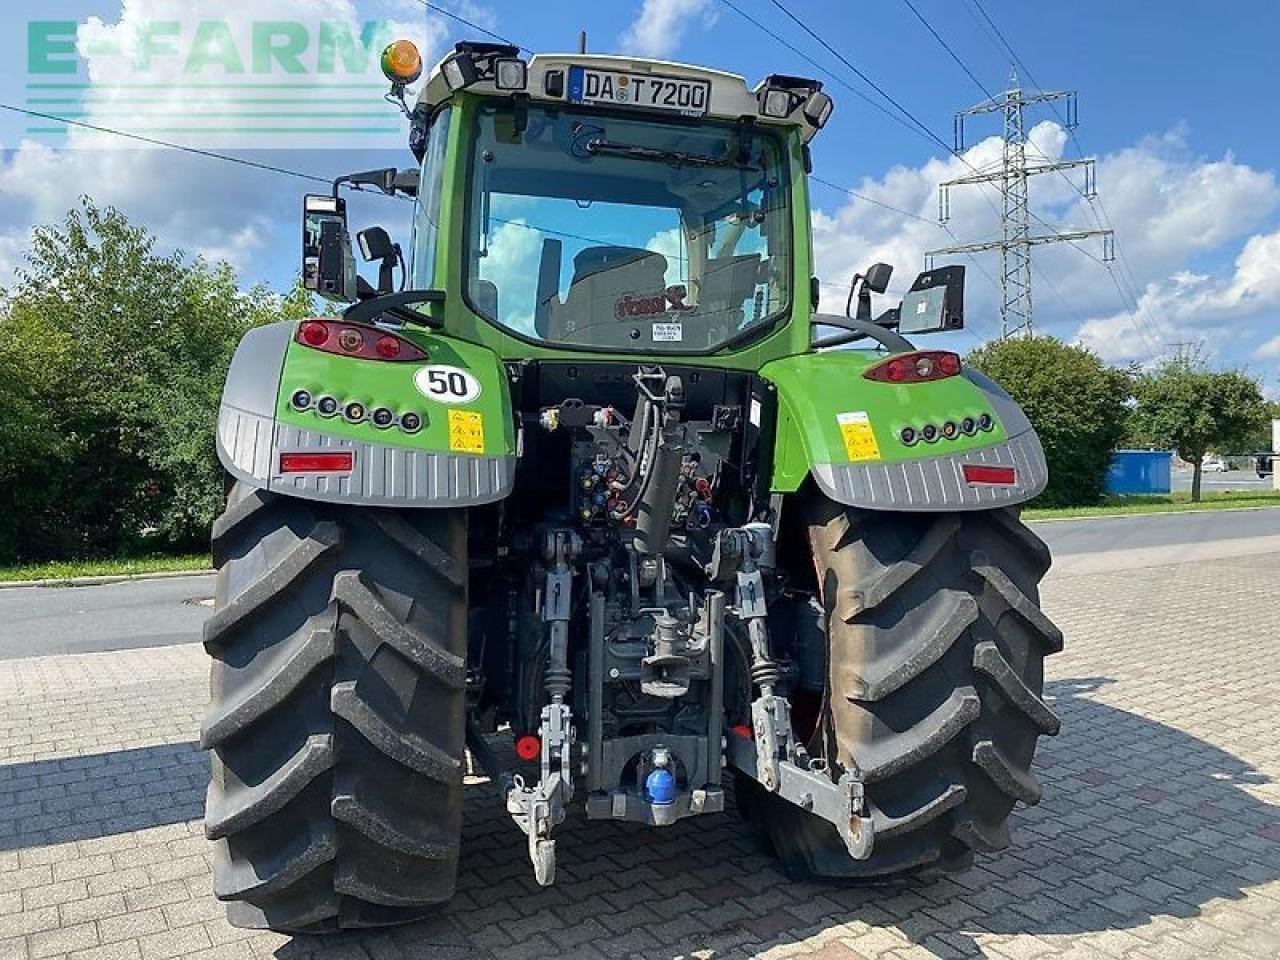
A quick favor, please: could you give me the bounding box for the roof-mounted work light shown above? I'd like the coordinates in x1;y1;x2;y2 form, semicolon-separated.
757;75;829;127
803;89;833;128
442;42;526;92
494;57;528;91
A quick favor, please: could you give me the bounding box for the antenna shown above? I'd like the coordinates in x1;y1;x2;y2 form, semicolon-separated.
926;72;1113;339
578;31;587;54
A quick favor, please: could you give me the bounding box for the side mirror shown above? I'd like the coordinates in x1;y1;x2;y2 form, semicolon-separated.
357;226;403;295
357;226;395;262
302;194;355;302
863;262;893;294
850;261;894;320
898;265;965;335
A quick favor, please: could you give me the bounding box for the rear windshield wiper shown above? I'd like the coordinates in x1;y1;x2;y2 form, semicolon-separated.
585;138;757;171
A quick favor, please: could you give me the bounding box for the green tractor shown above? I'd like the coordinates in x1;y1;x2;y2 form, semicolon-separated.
203;38;1061;932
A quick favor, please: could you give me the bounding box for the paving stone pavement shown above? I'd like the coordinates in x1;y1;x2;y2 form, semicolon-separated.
1;549;1278;959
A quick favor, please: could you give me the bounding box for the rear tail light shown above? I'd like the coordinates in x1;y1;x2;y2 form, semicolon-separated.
300;321;329;346
279;451;354;473
962;464;1017;485
294;320;426;362
864;351;962;384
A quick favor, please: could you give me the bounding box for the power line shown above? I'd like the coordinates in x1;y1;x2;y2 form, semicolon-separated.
778;0;1131;343
714;0;933;142
897;0;996;102
767;0;957;156
0;104;331;186
410;1;529;52
809;176;937;225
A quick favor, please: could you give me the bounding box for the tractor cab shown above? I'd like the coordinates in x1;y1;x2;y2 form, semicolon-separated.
414;43;832;357
312;42;833;361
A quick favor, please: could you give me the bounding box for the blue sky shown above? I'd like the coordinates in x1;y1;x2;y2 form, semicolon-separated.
3;0;1279;389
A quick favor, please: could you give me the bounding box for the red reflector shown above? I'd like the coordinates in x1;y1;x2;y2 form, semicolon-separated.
279;451;354;473
375;334;401;359
514;735;541;761
731;723;754;741
963;464;1017;485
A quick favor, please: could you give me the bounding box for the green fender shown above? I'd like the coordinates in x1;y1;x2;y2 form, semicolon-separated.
759;350;1047;510
216;321;517;507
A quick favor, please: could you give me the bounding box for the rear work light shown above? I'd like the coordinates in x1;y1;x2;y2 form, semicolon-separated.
962;464;1017;485
864;350;962;384
279;451;354;474
295;320;426;362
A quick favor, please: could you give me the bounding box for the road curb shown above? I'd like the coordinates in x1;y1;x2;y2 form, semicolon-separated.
0;569;214;590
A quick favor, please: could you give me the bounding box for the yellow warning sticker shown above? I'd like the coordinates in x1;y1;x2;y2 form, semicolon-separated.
837;411;881;462
447;409;485;454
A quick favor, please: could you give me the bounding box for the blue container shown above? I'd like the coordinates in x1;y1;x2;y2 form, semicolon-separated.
1106;450;1172;495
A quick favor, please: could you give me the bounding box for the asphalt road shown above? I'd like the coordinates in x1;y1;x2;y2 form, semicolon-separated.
2;506;1279;660
0;574;215;660
1039;503;1280;555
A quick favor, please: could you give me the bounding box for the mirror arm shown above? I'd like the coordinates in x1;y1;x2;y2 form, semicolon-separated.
332;167;398;198
343;289;446;329
811;314;914;353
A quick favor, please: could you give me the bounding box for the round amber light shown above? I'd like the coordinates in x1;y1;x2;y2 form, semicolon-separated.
381;40;423;85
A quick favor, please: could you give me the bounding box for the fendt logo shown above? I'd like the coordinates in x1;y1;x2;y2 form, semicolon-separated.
19;17;426;149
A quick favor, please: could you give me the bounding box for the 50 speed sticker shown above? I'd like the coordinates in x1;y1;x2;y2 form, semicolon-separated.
414;365;482;404
837;411;881;462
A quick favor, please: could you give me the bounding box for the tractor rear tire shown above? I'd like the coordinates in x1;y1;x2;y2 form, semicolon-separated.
744;497;1061;881
201;482;468;932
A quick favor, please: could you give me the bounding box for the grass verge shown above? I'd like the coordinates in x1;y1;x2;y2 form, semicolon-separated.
0;553;211;584
1025;489;1280;521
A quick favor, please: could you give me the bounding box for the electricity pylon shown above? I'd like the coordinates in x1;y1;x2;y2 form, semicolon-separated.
927;71;1114;339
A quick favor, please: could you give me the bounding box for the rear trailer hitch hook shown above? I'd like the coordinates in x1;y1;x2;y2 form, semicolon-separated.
504;528;581;886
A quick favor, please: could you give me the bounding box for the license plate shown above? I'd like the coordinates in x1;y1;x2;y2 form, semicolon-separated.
567;67;710;117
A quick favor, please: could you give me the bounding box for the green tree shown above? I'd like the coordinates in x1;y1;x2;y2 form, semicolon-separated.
1130;356;1270;501
0;198;315;563
1238;398;1280;455
967;336;1132;507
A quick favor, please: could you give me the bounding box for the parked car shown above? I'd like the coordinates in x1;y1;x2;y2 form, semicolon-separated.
1202;456;1228;473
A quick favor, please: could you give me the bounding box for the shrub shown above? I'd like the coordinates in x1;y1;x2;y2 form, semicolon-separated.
967;336;1132;507
0;199;314;563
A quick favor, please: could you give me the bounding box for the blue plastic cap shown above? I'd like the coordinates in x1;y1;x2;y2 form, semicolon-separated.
645;768;677;806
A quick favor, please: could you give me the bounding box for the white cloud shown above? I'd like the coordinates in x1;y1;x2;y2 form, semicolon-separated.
808;121;1280;368
1254;335;1280;360
0;0;483;285
618;0;718;60
1076;230;1280;364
